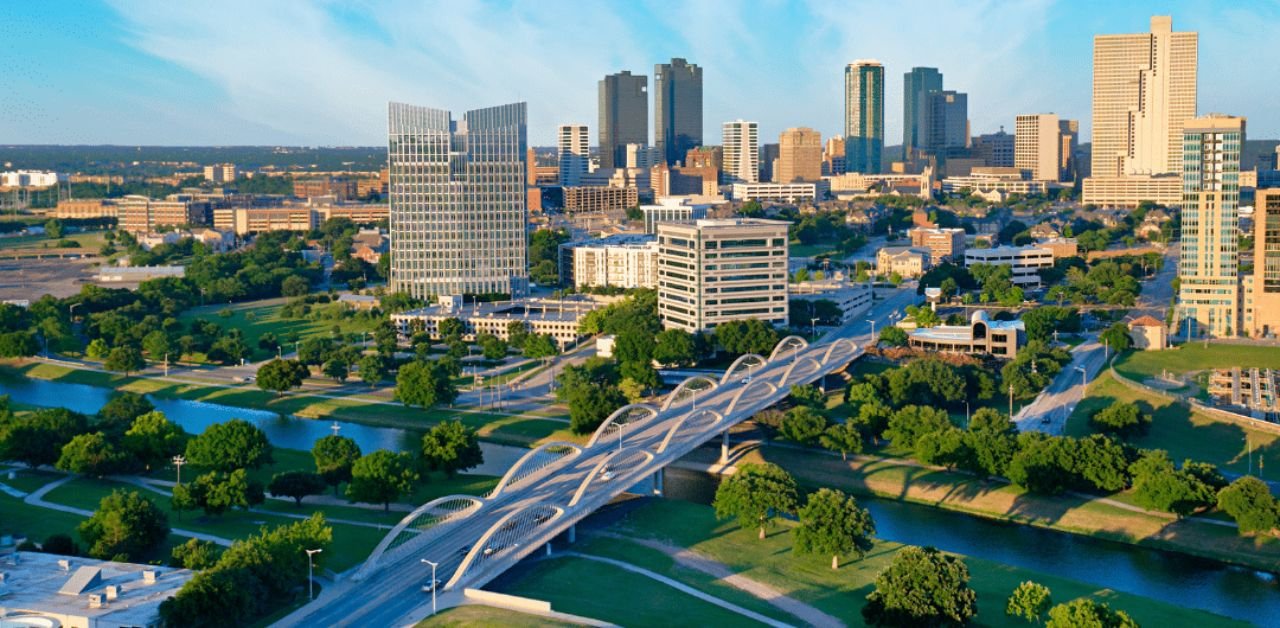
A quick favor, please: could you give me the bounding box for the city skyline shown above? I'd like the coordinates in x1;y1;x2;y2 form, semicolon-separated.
5;1;1280;147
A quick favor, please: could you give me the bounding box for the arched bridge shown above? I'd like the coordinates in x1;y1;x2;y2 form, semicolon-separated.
285;336;862;626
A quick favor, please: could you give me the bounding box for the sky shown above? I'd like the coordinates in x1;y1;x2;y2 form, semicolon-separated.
2;0;1278;147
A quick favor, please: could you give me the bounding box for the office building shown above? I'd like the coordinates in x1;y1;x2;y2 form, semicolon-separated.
316;203;389;225
685;146;723;171
1059;119;1080;181
294;177;357;200
823;136;846;175
903;67;944;160
908;227;966;261
845;60;884;174
0;552;194;628
924;91;968;151
940;168;1050;200
776;127;822;183
53;199;117;219
654;58;703;165
877;246;931;278
760;143;780;182
598;71;648;170
1015;114;1062;181
625;143;662;169
388;101;528;299
640;196;712;234
392;296;598;349
202;163;237;183
908;310;1024;358
1177;114;1244;337
657;218;789;332
964;244;1056;287
722;120;760;184
559;234;659;289
0;170;66;188
1247;188;1280;337
651;163;718;197
973;129;1015;167
117;195;208;234
213;207;316;234
557;124;590;186
562;185;639;213
1081;174;1182;208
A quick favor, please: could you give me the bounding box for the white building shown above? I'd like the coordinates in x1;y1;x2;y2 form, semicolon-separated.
558;124;590;186
391;296;600;349
657;218;790;332
624;143;662;169
0;171;66;187
729;181;828;204
639;196;714;234
0;551;194;628
964;245;1055;287
1015;113;1062;182
789;278;873;322
202;163;238;183
721;120;759;184
559;234;659;289
941;168;1050;200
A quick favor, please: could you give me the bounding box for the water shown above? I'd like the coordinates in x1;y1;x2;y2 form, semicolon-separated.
4;375;1278;623
664;466;1280;625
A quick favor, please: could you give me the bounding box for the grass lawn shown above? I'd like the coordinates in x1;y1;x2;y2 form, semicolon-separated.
574;499;1246;628
0;468;64;494
418;605;572;627
787;242;838;258
1114;344;1280;380
1066;371;1280;475
0;230;107;252
0;491;88;541
176;299;380;362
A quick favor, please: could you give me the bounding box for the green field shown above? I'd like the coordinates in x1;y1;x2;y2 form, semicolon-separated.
498;500;1244;627
787;242;838;258
0;229;107;252
418;605;571;627
177;299;380;362
1114;344;1280;381
1066;371;1279;475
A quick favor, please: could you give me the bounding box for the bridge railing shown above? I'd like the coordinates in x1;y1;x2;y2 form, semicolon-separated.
488;441;583;498
351;494;485;581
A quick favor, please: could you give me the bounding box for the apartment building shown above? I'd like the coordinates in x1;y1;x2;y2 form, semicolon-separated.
1177;114;1244;337
722;120;759;184
295;177;357;200
558;124;590;186
657;218;790;332
213;207;316;234
562;186;639;214
964;245;1056;287
559;234;659;289
117;195;208;234
52;199;118;219
908;227;966;261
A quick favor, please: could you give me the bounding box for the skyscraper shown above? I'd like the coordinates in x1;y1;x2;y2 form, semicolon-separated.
1059;119;1079;181
721;120;759;184
903;67;943;160
1178;114;1244;337
1248;189;1280;337
923;90;968;151
776;127;822;183
654;58;703;166
1090;16;1198;178
598;71;648;170
844;60;884;174
1015;114;1061;181
557;124;589;186
388;101;528;299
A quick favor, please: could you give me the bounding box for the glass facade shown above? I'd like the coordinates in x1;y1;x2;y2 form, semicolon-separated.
844;61;884;174
388;101;529;299
655;58;703;166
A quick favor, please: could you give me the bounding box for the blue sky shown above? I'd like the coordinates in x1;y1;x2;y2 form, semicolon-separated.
3;0;1277;147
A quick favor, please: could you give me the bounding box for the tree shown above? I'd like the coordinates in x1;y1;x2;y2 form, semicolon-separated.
421;419;484;477
715;319;780;355
477;333;508;361
45;218;64;239
256;358;309;396
862;546;977;627
0;407;88;468
185;469;265;516
884;405;952;450
281;275;310;298
0;331;38;358
1129;450;1215;516
96;391;155;434
40;533;81;556
142;330;173;360
268;470;327;506
437;317;464;342
914;427;969;469
395;360;457;408
779;406;829;444
357;353;389;387
184;418;274;471
618;377;645;403
565;382;626;435
79;489;169;561
1216;476;1280;535
653;328;697;366
321;357;349;382
522;333;559;360
312;435;362;496
1045;598;1138;628
171;538;221;569
878;326;909;347
56;432;126;477
506;320;530;350
819;422;863;461
795;488;876;569
1099;323;1132;353
1089;401;1150;438
347;450;419;511
85;338;109;359
713;462;799;539
789;384;826;408
104;345;146;375
1006;581;1052;623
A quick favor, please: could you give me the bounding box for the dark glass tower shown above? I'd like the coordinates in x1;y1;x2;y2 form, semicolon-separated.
654;58;703;166
598;71;648;170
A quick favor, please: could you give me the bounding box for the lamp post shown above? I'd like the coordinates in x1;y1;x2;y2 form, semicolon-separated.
964;400;970;428
306;549;323;601
172;455;186;520
810;317;819;341
866;318;876;342
1075;365;1087;394
421;558;439;615
1008;384;1015;419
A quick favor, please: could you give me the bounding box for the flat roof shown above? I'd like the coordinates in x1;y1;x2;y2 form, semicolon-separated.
0;551;192;626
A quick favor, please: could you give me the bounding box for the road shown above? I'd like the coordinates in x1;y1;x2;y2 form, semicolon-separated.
1128;242;1179;324
277;334;864;627
1014;338;1109;434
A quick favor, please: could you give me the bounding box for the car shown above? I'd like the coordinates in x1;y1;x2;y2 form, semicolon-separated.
422;579;441;593
601;470;615;482
458;544;471;556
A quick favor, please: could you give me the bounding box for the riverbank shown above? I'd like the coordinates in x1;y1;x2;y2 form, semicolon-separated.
0;359;577;447
728;443;1280;574
492;499;1246;627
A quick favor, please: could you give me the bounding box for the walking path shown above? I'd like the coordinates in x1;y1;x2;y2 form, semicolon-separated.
557;551;792;628
24;476;234;546
591;531;842;628
131;476;417;513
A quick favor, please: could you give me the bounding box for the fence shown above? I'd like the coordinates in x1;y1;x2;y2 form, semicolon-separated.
1108;359;1280;436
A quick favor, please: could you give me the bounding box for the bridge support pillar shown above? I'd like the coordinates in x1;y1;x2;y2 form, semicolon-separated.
545;542;553;557
652;468;665;496
720;429;730;463
567;524;576;544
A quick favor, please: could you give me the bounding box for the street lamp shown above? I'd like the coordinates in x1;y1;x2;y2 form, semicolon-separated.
306;549;323;601
1008;384;1015;419
172;455;186;520
964;400;970;428
421;558;439;615
810;317;819;341
1075;365;1087;394
866;318;876;341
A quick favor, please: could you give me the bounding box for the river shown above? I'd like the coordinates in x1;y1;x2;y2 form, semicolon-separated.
2;375;1277;624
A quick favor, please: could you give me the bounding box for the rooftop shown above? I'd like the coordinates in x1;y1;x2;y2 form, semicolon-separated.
0;551;192;626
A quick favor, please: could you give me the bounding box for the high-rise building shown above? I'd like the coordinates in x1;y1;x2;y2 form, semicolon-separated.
924;91;968;151
1059;119;1080;181
557;124;590;186
903;67;944;160
1248;189;1280;337
776;127;822;183
760;143;780;182
973;129;1015;167
625;143;662;169
1178;114;1244;337
823;137;846;175
657;218;790;332
845;60;884;174
654;58;703;166
203;164;237;183
598;71;648;170
388;101;528;299
1090;16;1198;179
721;120;759;184
1015;114;1061;181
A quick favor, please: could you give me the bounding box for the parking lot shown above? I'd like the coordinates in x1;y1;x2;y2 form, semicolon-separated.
0;257;100;301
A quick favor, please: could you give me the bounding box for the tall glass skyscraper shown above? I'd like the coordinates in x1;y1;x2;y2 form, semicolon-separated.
844;60;884;174
902;67;943;160
1178;114;1244;337
655;58;703;166
388;101;529;299
598;71;648;170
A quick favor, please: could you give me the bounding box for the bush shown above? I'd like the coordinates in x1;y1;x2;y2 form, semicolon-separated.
1089;401;1150;438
